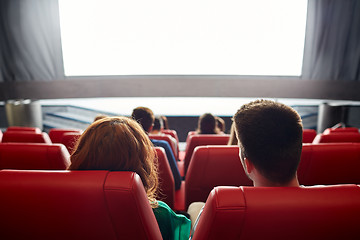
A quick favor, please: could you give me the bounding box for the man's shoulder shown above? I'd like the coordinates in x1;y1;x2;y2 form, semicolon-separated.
151;139;171;148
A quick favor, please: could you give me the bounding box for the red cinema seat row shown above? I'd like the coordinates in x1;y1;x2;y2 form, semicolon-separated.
298;143;360;185
302;129;317;143
154;147;175;209
0;143;70;170
61;132;82;154
185;145;252;210
183;134;230;175
149;134;178;160
323;127;359;134
0;170;162;240
191;185;360;240
6;126;42;133
48;128;83;143
2;131;52;144
161;129;179;145
312;132;360;143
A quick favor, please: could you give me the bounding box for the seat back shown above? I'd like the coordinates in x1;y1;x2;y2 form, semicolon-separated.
49;128;82;143
298;143;360;185
0;170;162;240
161;129;179;144
6;126;42;133
0;143;70;170
192;185;360;240
185;146;252;209
2;131;52;144
323;127;359;135
149;134;178;159
302;129;317;143
312;132;360;143
154;147;175;209
61;132;82;154
184;134;230;175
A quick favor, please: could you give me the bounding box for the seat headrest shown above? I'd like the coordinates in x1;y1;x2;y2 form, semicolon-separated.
193;185;360;240
0;170;162;240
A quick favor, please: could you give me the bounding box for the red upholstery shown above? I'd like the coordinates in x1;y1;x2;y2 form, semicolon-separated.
298;143;360;185
312;132;360;143
0;170;162;240
184;134;230;175
61;132;82;154
323;127;359;135
161;129;179;144
6;126;42;133
302;129;317;143
48;128;82;143
161;129;180;158
149;134;178;159
2;131;52;144
185;146;252;209
192;185;360;240
154;147;175;209
0;143;70;170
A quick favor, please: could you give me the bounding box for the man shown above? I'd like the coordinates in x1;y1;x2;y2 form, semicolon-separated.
189;99;303;235
132;107;182;190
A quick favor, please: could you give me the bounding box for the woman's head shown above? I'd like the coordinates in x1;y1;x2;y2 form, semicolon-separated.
69;116;158;204
197;113;219;134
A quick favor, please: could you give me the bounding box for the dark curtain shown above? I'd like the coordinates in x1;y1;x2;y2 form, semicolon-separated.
0;0;64;82
302;0;360;81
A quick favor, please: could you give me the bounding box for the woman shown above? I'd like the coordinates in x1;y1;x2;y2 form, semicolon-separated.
69;116;191;240
196;113;221;134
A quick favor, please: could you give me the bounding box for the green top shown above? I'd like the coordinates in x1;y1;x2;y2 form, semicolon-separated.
153;201;191;240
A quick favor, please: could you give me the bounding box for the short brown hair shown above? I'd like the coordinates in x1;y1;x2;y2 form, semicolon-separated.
69;116;158;206
131;107;155;132
233;99;303;184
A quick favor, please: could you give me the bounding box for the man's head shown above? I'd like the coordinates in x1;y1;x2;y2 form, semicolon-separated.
233;99;303;186
131;107;155;133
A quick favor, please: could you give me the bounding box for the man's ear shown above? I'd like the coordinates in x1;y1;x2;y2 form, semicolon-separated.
244;157;254;175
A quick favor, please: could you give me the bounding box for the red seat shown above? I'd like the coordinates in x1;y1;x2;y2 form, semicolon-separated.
312;132;360;143
161;129;179;144
2;131;52;144
192;185;360;240
61;132;82;154
185;146;252;209
0;170;162;240
183;134;230;175
323;127;359;135
149;134;178;159
154;147;175;209
48;128;82;143
0;143;70;170
6;126;42;133
161;129;180;157
302;129;317;143
298;143;360;185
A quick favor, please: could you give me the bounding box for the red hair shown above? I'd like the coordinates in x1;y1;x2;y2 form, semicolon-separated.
69;116;158;206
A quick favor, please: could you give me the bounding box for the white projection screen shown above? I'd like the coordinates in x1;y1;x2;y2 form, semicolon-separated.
59;0;308;76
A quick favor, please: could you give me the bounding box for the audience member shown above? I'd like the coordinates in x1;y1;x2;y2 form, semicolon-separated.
151;116;178;154
68;117;191;240
227;122;238;145
189;99;303;237
161;115;170;129
93;114;108;122
215;116;226;133
132;107;182;190
196;113;221;134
